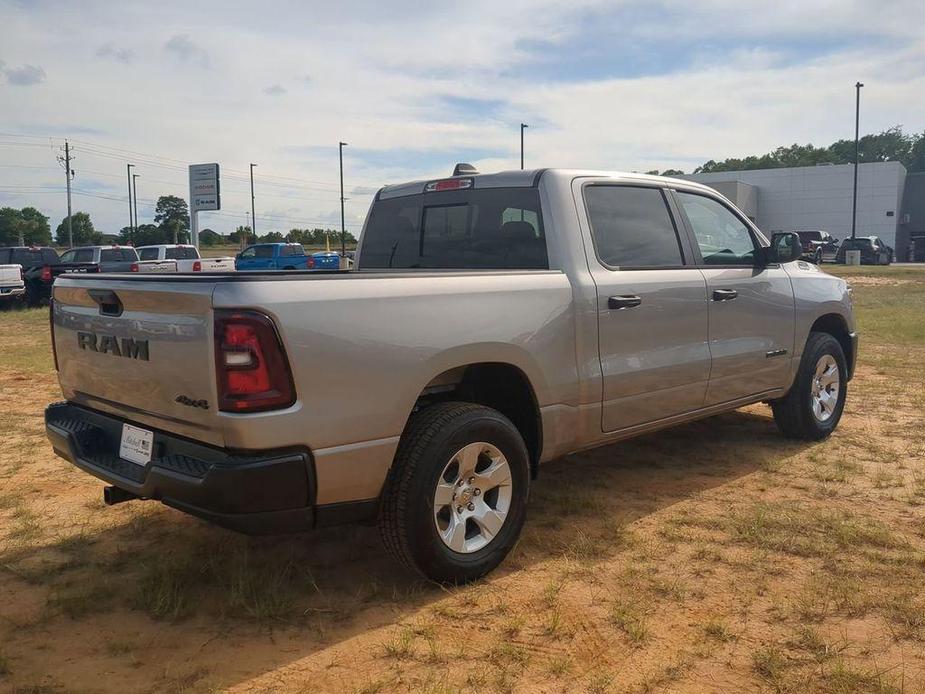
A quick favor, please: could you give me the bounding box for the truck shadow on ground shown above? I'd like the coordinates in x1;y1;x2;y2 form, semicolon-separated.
1;407;813;689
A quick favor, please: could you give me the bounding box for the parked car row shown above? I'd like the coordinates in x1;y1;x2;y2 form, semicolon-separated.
0;242;350;307
793;231;894;266
233;243;345;271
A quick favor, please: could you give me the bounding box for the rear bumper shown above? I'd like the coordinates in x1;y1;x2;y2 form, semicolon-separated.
45;402;318;534
0;286;24;300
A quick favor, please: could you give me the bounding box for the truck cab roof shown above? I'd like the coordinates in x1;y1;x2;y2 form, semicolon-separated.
378;167;718;200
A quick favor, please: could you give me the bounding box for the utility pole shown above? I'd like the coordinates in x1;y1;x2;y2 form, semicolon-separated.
339;142;348;257
126;163;135;243
851;82;864;240
132;173;140;240
520;123;528;170
56;141;75;248
249;163;257;237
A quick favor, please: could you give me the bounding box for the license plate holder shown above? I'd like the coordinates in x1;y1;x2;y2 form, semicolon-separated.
119;423;154;466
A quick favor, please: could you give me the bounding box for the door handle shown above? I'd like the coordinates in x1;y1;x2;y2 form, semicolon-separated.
608;295;642;310
712;289;738;302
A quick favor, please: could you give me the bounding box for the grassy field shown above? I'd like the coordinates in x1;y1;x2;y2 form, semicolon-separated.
0;265;923;693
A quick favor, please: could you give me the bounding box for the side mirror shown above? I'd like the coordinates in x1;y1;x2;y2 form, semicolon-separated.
769;232;802;264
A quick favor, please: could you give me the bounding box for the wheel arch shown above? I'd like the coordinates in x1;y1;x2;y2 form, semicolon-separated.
412;361;543;477
809;313;854;380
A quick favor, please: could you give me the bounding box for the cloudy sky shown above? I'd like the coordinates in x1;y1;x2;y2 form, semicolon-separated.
1;0;924;237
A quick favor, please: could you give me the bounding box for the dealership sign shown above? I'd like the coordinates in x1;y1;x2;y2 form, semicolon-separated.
189;163;220;212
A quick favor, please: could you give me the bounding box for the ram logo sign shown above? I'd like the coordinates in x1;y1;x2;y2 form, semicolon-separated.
77;331;149;361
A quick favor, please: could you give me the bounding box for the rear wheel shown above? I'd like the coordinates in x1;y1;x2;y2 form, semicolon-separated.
379;402;529;583
771;332;847;440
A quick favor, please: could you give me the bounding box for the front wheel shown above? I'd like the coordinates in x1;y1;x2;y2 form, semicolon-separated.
379;402;529;584
771;332;847;440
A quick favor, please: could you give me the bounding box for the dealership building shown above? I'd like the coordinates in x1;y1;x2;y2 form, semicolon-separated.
683;161;924;261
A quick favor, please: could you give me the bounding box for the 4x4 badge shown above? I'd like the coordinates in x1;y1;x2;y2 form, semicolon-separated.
175;395;209;410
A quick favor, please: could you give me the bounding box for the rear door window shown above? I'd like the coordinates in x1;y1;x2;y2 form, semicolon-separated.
584;186;684;268
11;249;43;267
360;187;548;270
255;245;275;258
280;244;305;257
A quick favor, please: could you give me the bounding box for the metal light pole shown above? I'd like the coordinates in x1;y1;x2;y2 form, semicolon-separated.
63;141;74;248
520;123;528;170
339;141;348;257
126;163;135;240
851;82;863;240
249;163;257;237
132;173;140;241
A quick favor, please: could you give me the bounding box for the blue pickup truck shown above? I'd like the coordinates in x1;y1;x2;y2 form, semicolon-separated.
234;243;310;271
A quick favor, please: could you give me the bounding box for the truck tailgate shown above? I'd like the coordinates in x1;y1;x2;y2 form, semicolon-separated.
52;277;224;446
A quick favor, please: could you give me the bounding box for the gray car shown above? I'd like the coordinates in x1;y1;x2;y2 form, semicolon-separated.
45;167;857;583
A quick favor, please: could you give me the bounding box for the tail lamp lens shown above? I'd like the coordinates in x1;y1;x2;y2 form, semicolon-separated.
192;260;202;271
214;310;295;412
41;265;51;282
130;263;139;272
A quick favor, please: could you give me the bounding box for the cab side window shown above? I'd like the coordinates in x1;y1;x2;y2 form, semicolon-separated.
584;185;684;268
239;247;256;259
676;192;757;266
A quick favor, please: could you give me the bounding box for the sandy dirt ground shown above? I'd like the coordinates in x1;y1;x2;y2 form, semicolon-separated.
0;266;923;693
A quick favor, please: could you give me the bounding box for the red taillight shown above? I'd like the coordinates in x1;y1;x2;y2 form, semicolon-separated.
425;177;473;192
307;256;315;269
214;310;295;413
130;263;139;272
192;260;202;271
41;265;52;282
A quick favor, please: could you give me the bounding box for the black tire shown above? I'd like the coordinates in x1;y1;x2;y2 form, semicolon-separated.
771;332;847;440
813;249;823;265
379;401;529;584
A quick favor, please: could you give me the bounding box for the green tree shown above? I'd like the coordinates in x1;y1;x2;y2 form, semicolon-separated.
154;195;190;244
259;231;284;243
0;206;51;245
692;126;925;174
118;223;170;246
19;207;51;245
229;226;255;245
199;228;222;246
0;207;24;245
286;228;308;244
55;212;100;246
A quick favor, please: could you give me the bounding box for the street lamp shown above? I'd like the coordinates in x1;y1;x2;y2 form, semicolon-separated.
126;163;135;237
520;123;529;170
339;141;348;257
132;173;140;241
249;163;257;237
851;82;863;240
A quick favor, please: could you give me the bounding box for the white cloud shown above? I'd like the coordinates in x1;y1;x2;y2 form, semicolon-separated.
5;63;45;86
0;0;923;235
164;33;209;67
96;43;134;64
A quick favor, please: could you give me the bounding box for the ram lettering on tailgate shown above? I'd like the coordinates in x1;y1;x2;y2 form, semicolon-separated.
77;331;149;361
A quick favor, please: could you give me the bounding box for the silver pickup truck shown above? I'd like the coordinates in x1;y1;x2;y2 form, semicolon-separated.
45;167;857;583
